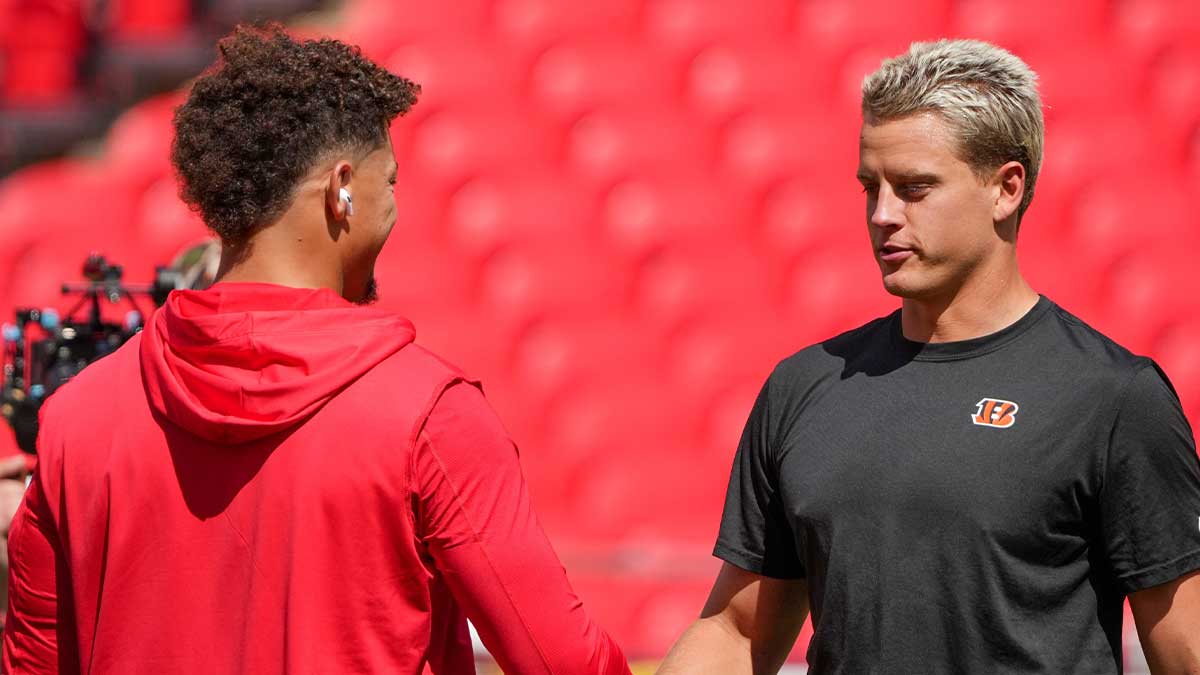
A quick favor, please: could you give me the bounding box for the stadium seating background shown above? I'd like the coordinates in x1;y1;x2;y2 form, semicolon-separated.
2;0;1199;667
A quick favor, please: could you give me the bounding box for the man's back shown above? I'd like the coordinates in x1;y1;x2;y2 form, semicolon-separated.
4;282;630;675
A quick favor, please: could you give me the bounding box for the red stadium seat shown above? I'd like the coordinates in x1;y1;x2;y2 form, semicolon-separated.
949;0;1107;51
1112;0;1200;65
832;45;894;116
563;573;658;657
661;313;779;395
336;0;489;60
565;107;716;187
2;249;86;314
134;176;209;268
1063;172;1192;270
384;38;525;116
526;38;679;122
3;229;149;320
657;312;797;445
475;241;626;322
0;0;86;104
0;0;85;52
642;0;794;53
630;581;722;655
793;0;952;56
627;241;771;336
599;173;751;262
1188;126;1200;199
697;374;770;452
407;109;558;189
716;106;857;198
504;315;661;418
683;39;836;120
1093;243;1200;355
0;159;153;328
1143;44;1200;156
779;242;896;341
1040;112;1162;216
104;93;185;194
1;48;77;104
0;161;71;265
537;388;731;543
371;246;475;318
751;175;865;269
1026;40;1141;123
532;375;669;479
0;159;134;241
441;172;598;259
372;173;478;313
491;0;640;50
569;572;732;660
104;0;190;42
1019;239;1094;320
396;307;511;382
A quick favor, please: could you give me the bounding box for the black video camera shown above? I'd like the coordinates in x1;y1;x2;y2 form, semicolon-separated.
1;254;182;454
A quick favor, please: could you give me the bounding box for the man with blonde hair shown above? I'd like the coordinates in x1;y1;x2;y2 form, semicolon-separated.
659;39;1200;674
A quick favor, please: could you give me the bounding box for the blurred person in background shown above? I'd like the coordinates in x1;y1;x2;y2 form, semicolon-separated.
167;238;223;292
659;39;1200;674
0;239;214;638
3;24;630;675
0;451;27;633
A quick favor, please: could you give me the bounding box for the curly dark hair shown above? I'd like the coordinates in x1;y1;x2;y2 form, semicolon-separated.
171;24;419;244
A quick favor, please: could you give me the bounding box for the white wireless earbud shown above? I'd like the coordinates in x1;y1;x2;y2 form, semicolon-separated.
339;187;354;216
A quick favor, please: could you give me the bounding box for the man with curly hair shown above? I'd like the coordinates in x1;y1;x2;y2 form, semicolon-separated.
2;25;631;675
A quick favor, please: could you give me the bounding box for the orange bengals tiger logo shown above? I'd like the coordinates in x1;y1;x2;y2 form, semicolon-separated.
972;398;1019;429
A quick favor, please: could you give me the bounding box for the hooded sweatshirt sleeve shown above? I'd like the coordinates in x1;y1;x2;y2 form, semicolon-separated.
412;382;631;675
3;470;77;675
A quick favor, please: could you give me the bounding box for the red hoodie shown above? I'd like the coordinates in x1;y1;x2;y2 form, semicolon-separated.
3;282;631;675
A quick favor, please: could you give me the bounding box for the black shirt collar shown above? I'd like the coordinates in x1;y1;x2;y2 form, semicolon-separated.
889;295;1053;362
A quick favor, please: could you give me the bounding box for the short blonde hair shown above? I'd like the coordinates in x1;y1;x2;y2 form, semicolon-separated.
861;39;1044;221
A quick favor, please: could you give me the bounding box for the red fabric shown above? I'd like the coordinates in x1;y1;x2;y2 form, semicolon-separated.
141;282;416;444
0;424;35;474
3;282;630;675
0;426;19;458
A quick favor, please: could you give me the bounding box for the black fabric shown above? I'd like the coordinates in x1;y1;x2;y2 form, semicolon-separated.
716;296;1200;674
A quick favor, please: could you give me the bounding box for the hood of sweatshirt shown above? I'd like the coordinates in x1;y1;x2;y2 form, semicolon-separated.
140;282;415;444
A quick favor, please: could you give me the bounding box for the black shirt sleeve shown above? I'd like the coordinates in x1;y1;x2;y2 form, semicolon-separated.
1100;362;1200;594
714;374;806;579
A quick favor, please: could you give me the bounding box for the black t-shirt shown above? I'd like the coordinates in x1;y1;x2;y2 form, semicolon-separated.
716;296;1200;674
